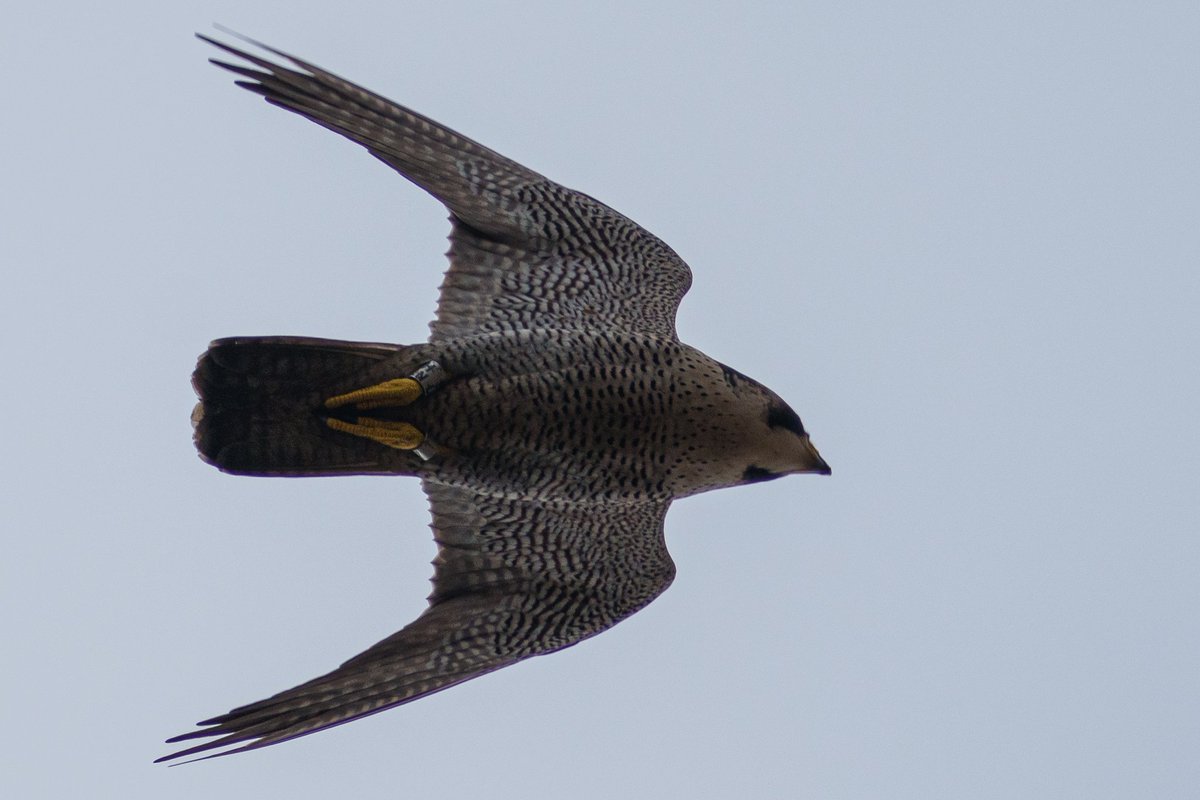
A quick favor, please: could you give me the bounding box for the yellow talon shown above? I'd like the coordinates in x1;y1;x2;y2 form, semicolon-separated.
324;378;422;410
325;417;425;450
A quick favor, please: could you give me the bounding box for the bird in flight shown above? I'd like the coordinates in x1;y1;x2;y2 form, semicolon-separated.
162;31;830;763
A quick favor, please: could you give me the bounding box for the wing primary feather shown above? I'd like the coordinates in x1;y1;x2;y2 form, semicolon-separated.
197;30;692;340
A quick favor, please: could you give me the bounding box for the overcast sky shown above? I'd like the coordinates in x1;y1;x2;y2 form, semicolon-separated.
4;2;1198;798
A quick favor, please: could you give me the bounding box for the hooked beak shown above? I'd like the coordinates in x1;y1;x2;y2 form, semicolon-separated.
800;436;831;475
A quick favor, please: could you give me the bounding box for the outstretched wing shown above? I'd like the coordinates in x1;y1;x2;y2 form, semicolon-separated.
158;484;674;762
200;33;693;342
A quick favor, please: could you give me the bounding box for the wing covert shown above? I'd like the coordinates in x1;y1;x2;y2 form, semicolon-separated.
157;483;674;762
200;33;692;342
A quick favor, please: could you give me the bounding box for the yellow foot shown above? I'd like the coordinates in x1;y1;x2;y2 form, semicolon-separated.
325;417;424;450
324;378;422;411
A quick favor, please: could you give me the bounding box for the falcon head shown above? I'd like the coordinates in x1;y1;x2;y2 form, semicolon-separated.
739;396;831;484
713;362;830;485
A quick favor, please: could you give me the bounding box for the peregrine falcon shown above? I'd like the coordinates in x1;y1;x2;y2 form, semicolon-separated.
161;33;830;763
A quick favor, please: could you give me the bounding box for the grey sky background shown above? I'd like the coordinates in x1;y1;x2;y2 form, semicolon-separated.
4;2;1197;798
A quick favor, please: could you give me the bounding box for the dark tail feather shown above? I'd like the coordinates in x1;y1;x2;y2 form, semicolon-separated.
192;337;426;476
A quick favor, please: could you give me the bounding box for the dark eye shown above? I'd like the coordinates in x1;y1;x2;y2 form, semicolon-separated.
766;404;805;436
